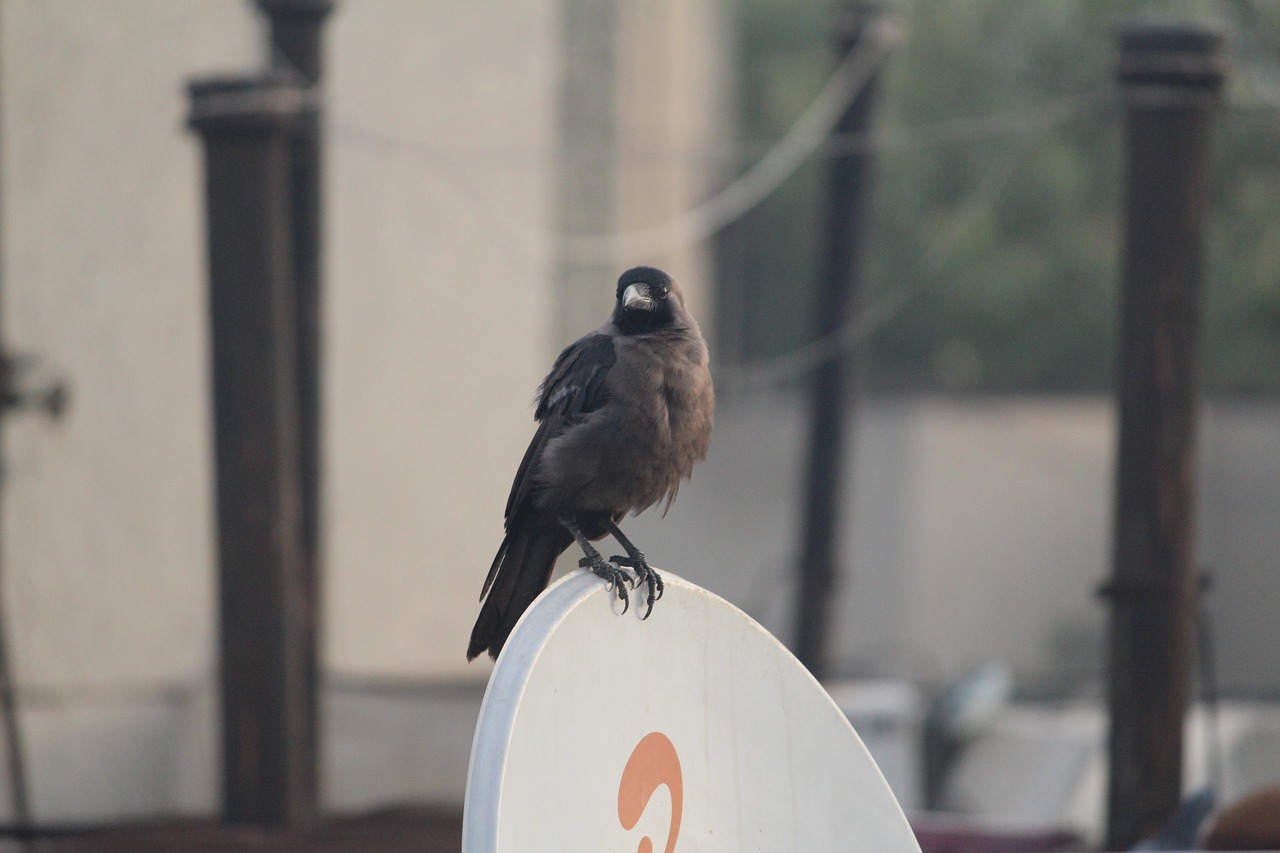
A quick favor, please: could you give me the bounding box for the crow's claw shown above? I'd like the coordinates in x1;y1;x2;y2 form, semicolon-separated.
580;554;631;614
599;557;638;589
611;554;663;620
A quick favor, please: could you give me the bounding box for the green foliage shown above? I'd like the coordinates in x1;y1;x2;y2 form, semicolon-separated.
732;0;1280;394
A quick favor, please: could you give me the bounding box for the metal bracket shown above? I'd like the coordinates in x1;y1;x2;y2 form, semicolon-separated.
1096;569;1213;600
0;351;68;420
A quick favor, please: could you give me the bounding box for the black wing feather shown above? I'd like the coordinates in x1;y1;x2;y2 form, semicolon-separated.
501;333;617;525
479;333;616;603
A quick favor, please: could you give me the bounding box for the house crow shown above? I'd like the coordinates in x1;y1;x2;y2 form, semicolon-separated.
467;266;714;661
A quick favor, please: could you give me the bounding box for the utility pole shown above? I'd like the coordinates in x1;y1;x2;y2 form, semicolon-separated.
1104;21;1225;851
188;73;317;827
794;2;885;680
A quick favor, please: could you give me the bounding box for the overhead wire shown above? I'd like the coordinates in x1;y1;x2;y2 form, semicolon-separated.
330;65;1096;271
559;18;899;265
329;29;1102;393
719;94;1099;395
330;16;897;268
332;93;1097;165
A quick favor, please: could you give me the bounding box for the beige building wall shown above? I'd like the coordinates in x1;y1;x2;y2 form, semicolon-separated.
1;0;262;822
904;400;1113;690
612;0;730;330
557;0;729;341
0;0;727;822
323;0;559;683
2;0;256;701
0;0;562;821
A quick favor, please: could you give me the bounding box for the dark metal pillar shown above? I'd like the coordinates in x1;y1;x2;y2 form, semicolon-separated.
1104;21;1225;851
258;4;332;553
188;74;317;827
794;3;885;680
258;0;334;81
257;2;333;818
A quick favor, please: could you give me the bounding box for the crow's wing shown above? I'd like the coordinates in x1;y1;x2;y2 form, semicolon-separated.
480;333;616;601
506;332;616;521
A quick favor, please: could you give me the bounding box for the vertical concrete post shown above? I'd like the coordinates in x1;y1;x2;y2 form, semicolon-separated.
188;74;317;826
257;1;333;814
1105;20;1225;851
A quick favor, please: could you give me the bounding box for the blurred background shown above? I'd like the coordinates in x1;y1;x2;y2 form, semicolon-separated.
2;0;1279;849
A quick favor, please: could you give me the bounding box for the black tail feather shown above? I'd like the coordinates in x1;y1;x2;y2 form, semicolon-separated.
467;516;572;661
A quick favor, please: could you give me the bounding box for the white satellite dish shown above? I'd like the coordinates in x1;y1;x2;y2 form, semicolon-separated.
463;570;921;853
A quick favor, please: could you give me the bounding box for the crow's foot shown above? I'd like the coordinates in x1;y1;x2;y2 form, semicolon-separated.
580;553;632;614
611;554;663;619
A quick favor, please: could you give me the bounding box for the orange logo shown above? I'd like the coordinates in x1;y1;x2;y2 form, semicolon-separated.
617;731;683;853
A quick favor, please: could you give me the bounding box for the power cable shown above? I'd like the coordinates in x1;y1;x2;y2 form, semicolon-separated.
330;90;1097;272
328;39;1101;394
560;18;897;265
331;18;898;266
719;96;1093;395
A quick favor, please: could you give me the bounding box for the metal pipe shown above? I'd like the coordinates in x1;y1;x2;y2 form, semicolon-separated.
188;73;317;827
256;2;333;817
1104;20;1226;851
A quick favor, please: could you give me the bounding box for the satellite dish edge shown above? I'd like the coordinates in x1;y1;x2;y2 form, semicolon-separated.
463;570;922;853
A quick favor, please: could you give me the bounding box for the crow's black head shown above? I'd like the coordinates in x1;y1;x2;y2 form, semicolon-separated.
612;266;677;335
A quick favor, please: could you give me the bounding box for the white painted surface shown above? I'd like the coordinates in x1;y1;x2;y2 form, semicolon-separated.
827;679;925;811
463;571;920;852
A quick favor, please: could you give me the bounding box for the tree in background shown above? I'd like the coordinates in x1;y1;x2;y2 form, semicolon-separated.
729;0;1280;394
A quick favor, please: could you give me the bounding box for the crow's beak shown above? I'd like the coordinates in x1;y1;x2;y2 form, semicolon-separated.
622;283;656;311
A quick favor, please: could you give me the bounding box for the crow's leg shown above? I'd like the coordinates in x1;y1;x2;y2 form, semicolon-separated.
559;515;631;614
604;518;664;619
